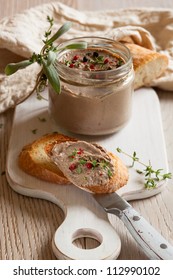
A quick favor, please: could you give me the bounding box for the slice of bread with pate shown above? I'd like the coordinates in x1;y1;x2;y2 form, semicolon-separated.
18;133;128;193
18;133;75;185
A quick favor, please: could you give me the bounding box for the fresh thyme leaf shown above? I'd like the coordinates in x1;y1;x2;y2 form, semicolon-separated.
117;59;124;67
79;159;87;165
92;160;98;167
47;16;54;26
31;129;38;134
43;16;54;43
37;95;43;100
163;173;172;179
76;166;82;174
145;179;157;189
38;117;46;122
107;169;112;178
116;147;172;189
30;53;42;64
65;60;70;67
131;151;139;167
95;55;104;64
68;148;77;159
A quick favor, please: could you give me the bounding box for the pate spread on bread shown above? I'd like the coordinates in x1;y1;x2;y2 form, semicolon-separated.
18;133;128;193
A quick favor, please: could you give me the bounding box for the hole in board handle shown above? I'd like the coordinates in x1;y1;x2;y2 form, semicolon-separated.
72;228;103;250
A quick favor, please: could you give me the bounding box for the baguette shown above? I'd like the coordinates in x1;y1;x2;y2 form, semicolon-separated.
125;43;169;89
18;133;128;193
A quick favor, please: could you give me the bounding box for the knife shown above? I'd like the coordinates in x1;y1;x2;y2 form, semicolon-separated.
94;192;173;260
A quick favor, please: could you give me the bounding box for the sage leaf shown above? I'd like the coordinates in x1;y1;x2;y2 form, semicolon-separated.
47;50;57;66
64;42;88;50
46;22;72;45
42;59;60;94
5;60;33;75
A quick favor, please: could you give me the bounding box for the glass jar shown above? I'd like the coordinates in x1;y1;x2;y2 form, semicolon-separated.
48;37;134;135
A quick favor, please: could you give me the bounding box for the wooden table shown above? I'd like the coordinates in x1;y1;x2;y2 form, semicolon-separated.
0;0;173;260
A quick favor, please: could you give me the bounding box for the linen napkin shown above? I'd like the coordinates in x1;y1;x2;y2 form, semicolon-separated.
0;1;173;113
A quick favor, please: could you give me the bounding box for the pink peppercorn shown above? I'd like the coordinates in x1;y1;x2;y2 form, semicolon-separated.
69;163;77;171
104;58;109;64
77;148;84;155
73;55;79;60
86;163;93;169
90;64;95;70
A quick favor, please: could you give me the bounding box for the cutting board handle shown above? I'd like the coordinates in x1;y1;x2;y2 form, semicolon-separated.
6;173;122;260
52;206;121;260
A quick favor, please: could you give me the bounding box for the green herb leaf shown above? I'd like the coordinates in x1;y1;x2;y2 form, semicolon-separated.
64;42;88;50
162;173;172;179
92;160;98;167
145;178;157;189
4;17;88;100
79;159;87;165
38;117;46;122
116;147;172;189
107;169;112;178
47;50;57;66
76;166;82;174
46;22;72;45
116;147;122;153
5;60;33;75
31;129;38;134
42;59;60;94
131;151;139;167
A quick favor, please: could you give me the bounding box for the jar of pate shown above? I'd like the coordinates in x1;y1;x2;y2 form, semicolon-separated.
48;37;134;135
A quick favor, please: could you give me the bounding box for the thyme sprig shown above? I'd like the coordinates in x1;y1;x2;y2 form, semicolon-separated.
5;16;87;100
116;147;172;189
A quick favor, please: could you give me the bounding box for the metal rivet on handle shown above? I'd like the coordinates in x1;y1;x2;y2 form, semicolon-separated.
133;215;140;221
160;243;168;249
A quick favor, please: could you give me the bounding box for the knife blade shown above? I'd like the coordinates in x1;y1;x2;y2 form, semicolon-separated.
93;192;173;260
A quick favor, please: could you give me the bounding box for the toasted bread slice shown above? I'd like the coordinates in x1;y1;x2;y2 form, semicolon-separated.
18;133;76;184
18;133;128;193
125;43;169;89
49;140;129;193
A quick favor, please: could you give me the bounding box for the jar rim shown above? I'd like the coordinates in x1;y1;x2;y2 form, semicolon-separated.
54;36;133;83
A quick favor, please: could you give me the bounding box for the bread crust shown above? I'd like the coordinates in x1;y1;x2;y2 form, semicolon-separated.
18;133;128;193
18;133;76;184
78;152;129;194
125;43;169;89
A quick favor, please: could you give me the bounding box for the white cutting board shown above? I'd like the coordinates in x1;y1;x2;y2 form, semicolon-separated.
6;87;168;260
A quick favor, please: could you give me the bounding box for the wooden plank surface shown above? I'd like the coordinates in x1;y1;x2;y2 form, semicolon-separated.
0;0;173;260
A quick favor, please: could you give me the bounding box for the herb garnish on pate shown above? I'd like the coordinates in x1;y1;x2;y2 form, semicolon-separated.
62;49;125;71
68;147;113;179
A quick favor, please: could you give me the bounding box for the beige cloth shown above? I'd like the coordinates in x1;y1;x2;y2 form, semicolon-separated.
0;2;173;113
